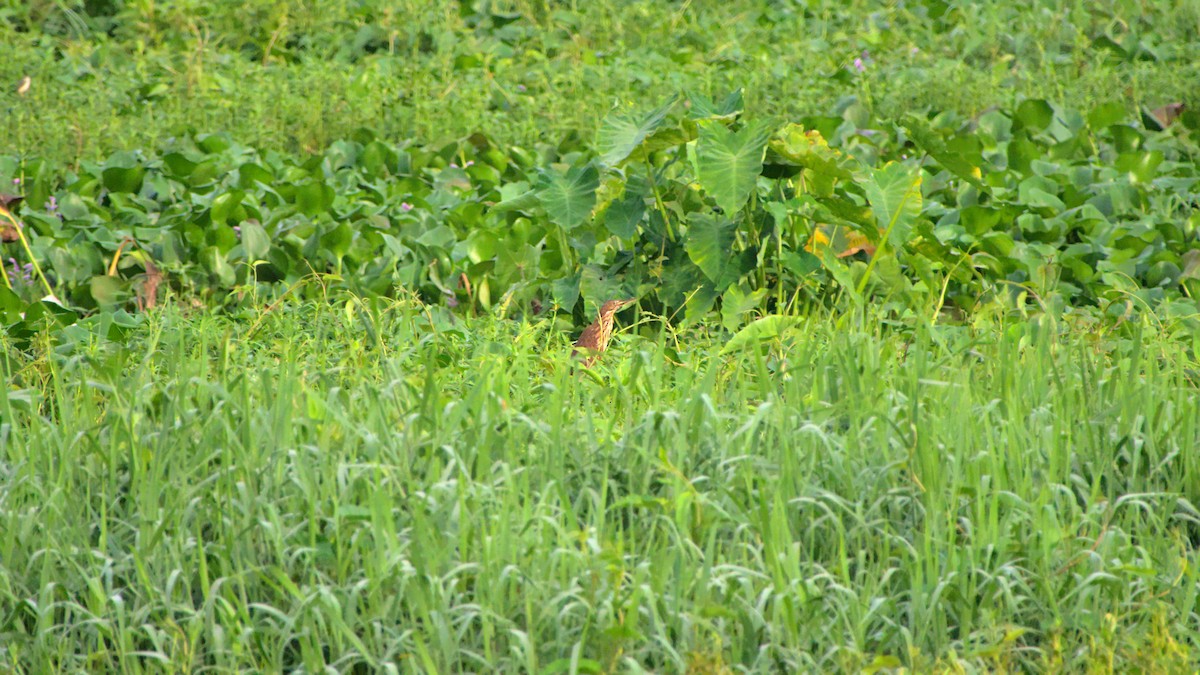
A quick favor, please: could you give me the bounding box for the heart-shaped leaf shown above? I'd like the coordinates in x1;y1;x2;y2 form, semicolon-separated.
865;162;923;251
685;214;739;289
597;97;677;167
697;121;771;216
536;163;599;231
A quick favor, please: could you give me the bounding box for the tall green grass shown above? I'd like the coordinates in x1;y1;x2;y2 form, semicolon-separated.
3;300;1197;672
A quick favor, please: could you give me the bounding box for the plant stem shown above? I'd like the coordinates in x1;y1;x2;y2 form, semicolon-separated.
0;208;55;299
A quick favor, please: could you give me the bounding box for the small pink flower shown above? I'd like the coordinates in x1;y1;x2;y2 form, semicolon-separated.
853;58;865;72
11;178;19;186
401;202;414;212
464;160;474;167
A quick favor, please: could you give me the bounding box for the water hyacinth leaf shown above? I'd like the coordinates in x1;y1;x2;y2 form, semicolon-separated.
865;162;923;250
0;286;23;323
536;163;599;231
200;247;236;286
1015;99;1055;131
322;222;354;259
294;180;334;216
101;151;145;193
596;97;677;167
210;190;245;225
240;221;270;261
685;214;740;289
720;315;803;355
101;165;145;194
162;152;199;178
697;120;772;216
88;275;131;308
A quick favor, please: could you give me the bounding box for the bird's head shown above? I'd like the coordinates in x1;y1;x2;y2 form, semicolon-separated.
599;298;636;317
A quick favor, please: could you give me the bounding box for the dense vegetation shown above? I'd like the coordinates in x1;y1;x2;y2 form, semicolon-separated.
2;1;1199;672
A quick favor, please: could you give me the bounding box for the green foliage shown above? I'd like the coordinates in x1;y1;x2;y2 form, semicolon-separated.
696;120;772;216
3;96;1200;340
2;303;1199;672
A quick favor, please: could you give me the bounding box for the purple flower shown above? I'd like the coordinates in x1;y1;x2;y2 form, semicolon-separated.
911;47;919;55
11;178;19;186
449;163;459;169
517;84;527;93
232;225;242;238
464;160;474;167
400;202;414;212
6;258;30;285
853;57;865;72
45;196;57;212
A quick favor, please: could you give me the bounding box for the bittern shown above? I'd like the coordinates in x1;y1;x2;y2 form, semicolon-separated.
572;298;636;367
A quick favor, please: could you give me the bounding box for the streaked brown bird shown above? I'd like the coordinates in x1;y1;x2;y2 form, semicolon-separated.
572;298;636;367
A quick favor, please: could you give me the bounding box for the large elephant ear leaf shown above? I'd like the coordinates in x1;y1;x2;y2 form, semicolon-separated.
697;120;772;216
685;214;740;290
536;163;600;230
596;97;677;168
864;162;923;251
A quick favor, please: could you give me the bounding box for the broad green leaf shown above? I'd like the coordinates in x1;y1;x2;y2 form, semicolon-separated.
0;286;24;323
604;184;646;239
864;162;923;251
1018;176;1065;210
200;247;236;287
491;188;540;215
687;88;744;120
552;273;580;311
901;115;984;188
322;222;354;259
720;285;766;332
536;164;599;231
720;315;803;355
767;124;854;182
88;275;130;308
102;165;145;194
240;221;270;261
210;190;245;224
1015;99;1054;130
294;180;334;216
697;121;771;216
101;151;145;193
596;97;676;167
685;214;739;290
580;263;630;309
